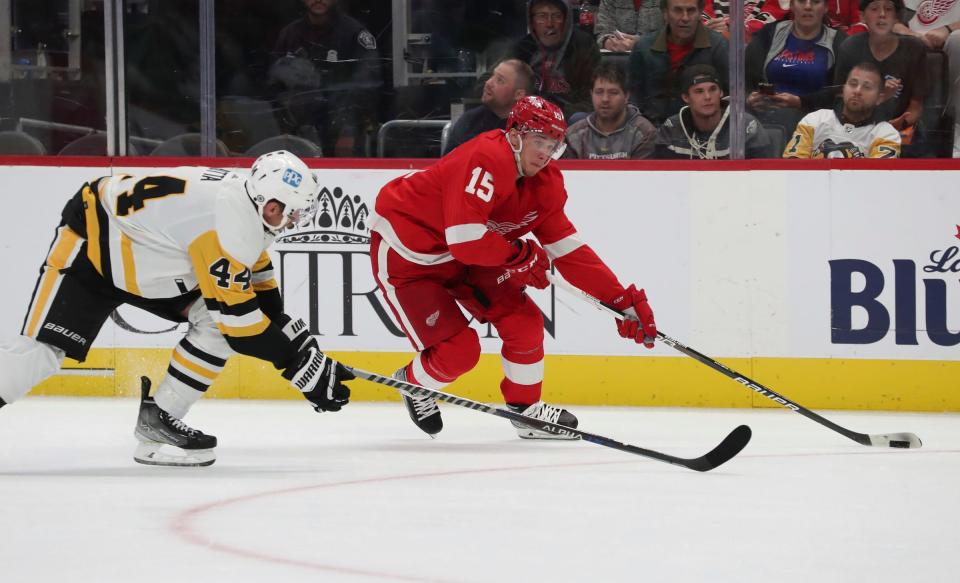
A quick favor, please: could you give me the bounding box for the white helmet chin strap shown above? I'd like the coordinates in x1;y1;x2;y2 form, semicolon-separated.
245;182;280;233
507;131;526;177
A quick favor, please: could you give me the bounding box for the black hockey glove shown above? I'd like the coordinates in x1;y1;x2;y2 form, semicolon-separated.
277;313;311;351
282;342;354;412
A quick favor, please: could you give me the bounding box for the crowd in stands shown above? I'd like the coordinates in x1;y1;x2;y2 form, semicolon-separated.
409;0;939;158
9;0;960;159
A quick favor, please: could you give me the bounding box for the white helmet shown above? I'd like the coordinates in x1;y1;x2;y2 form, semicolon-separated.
246;150;319;233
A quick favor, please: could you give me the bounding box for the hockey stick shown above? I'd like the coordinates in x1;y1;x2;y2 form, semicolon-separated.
546;272;922;449
345;365;751;472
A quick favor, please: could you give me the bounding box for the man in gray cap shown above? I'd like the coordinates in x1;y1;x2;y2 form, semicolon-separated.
656;64;772;159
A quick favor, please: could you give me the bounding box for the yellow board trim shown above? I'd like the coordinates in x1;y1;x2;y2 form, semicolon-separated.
30;349;960;412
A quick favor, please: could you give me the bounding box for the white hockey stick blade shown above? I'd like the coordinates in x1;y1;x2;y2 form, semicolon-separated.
868;432;923;449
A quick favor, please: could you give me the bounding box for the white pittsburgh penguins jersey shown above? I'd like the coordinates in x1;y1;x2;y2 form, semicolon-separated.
783;109;901;159
85;167;279;340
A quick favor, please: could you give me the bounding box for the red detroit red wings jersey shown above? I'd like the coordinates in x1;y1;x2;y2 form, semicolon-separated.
370;130;627;303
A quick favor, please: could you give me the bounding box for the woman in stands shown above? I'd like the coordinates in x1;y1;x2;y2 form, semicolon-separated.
834;0;927;156
744;0;845;149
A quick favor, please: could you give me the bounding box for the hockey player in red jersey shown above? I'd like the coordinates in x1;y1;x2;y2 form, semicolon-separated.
0;151;355;466
369;95;657;438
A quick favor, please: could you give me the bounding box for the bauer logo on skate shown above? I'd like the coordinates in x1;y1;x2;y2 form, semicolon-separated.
830;226;960;347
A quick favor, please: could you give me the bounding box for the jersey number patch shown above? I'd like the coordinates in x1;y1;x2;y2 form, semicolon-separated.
784;134;802;156
465;167;494;202
209;258;251;291
115;176;187;217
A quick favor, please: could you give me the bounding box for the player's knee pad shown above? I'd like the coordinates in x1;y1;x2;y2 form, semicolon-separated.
184;300;233;360
0;336;65;404
412;326;480;388
494;298;544;348
155;301;233;418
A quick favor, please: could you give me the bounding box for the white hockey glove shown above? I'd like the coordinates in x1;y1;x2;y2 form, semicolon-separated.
281;341;354;412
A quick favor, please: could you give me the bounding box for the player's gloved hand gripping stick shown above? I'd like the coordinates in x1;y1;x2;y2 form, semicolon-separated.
546;272;922;449
279;314;353;412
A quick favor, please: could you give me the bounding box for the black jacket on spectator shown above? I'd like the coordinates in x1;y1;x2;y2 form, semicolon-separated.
507;0;601;117
270;9;381;154
627;25;729;125
745;20;844;112
656;99;772;159
443;106;507;155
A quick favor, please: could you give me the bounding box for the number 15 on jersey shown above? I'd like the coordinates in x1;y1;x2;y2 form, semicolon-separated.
465;167;494;202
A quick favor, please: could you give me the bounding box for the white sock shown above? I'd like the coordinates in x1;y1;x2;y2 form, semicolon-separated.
153;377;203;419
0;336;64;404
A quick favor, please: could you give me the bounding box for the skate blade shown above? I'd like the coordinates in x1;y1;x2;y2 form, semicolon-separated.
515;428;580;441
133;441;215;467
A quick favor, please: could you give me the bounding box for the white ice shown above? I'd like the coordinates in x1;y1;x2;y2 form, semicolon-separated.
1;397;957;583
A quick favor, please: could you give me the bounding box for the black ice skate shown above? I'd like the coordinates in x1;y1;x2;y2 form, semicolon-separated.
133;376;216;467
507;401;580;440
396;367;442;437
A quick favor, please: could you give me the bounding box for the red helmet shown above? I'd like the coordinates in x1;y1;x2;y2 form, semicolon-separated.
506;96;567;142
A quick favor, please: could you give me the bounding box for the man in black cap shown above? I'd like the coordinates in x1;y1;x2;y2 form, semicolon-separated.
655;64;772;159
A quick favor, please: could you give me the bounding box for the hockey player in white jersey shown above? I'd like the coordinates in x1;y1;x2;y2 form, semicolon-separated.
783;61;901;159
0;151;355;466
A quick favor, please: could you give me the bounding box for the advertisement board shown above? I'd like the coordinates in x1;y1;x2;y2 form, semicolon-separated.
4;162;956;410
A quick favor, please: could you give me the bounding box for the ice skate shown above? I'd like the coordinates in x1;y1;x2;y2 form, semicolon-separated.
133;376;216;467
396;367;442;437
508;401;580;440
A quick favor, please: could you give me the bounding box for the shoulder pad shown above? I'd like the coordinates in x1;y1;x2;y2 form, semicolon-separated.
215;176;269;266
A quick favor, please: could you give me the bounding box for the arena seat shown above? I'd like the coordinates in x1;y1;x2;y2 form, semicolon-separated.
150;133;230;157
245;134;322;158
0;131;47;155
58;133;141;156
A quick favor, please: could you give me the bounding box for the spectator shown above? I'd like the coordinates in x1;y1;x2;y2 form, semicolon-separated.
746;0;867;38
835;0;926;154
893;0;960;156
269;0;382;157
443;59;536;155
783;61;901;157
827;0;868;34
745;0;844;149
565;62;657;158
701;0;733;37
656;64;773;158
594;0;665;52
627;0;730;124
507;0;602;117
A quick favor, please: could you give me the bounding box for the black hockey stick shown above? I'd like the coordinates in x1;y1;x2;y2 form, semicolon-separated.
346;365;751;472
547;273;922;449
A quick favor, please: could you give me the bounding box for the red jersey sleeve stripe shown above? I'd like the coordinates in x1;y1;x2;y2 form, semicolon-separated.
544;235;585;260
444;223;490;245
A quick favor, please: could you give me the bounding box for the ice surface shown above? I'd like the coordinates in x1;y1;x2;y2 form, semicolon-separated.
1;398;957;583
